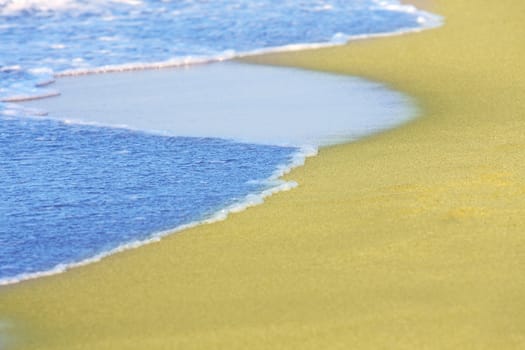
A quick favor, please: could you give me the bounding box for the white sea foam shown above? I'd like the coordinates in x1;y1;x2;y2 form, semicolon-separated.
0;0;141;15
98;36;120;42
0;145;314;287
0;65;21;72
55;56;220;77
312;4;333;12
112;0;142;6
50;44;66;50
372;0;416;13
45;22;439;81
49;16;443;80
0;0;76;14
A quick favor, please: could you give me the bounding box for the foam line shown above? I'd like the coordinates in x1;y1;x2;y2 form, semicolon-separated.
53;19;442;79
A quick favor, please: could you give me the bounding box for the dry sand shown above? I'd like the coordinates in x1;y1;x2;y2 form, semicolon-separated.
1;0;525;349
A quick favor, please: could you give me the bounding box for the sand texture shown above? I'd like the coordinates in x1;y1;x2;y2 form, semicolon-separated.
1;0;525;349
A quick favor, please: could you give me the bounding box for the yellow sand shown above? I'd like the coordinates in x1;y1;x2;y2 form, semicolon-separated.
2;0;525;349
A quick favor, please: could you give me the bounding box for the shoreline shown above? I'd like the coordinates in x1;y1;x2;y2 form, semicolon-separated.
4;61;414;286
0;144;311;287
2;0;525;349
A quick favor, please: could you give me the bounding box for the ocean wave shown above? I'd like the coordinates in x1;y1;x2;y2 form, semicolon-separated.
0;0;442;104
50;19;444;78
0;20;441;106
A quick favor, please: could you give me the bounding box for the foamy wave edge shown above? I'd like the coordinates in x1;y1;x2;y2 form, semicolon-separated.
58;22;443;77
0;145;317;286
11;6;442;88
2;20;443;103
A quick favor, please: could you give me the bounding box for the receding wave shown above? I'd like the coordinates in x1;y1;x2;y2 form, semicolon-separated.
0;140;316;286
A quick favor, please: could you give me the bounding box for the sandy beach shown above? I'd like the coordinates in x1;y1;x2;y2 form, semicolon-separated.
1;0;525;349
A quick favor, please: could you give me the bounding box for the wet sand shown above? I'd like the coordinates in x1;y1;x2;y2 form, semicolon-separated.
20;62;415;147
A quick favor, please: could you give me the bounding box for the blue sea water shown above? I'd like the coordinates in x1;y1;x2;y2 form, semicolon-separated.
0;0;441;284
0;115;298;283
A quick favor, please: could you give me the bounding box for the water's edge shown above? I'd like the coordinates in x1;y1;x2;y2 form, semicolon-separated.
1;6;442;287
0;144;316;286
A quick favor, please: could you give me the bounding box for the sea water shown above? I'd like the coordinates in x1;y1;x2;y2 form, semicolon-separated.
0;0;442;285
0;115;299;283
